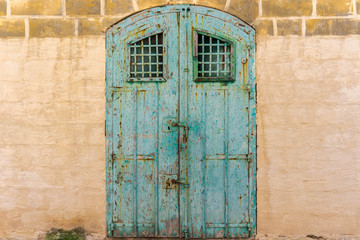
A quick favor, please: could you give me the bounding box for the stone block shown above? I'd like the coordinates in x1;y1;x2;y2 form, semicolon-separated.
0;0;6;16
277;20;302;35
341;37;360;59
0;60;23;81
0;19;25;38
317;0;352;16
66;0;100;16
11;0;62;15
256;20;273;35
78;18;118;35
306;19;331;36
332;19;360;35
226;0;258;24
29;19;74;38
262;0;313;17
195;0;227;11
306;19;360;35
0;39;27;61
105;0;134;15
71;58;105;80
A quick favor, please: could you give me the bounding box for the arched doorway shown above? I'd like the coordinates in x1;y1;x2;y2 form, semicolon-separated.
105;5;256;238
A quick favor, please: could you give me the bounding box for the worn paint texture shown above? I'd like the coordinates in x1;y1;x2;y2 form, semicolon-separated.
0;0;360;239
106;6;256;238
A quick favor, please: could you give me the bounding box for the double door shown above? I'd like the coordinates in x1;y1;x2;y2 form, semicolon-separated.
106;5;256;238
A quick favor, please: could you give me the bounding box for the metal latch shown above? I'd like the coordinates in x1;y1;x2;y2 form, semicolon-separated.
162;176;177;189
172;122;189;130
171;178;189;188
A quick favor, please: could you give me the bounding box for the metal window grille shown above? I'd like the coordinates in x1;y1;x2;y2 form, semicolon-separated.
197;34;231;78
130;33;163;78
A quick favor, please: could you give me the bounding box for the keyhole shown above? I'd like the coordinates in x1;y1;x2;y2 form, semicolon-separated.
167;179;171;187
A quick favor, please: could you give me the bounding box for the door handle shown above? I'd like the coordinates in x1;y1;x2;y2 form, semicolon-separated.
171;122;189;130
171;178;189;188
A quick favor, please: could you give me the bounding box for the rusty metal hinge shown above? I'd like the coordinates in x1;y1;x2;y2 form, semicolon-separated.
107;223;114;236
245;84;255;100
247;153;253;163
111;153;116;162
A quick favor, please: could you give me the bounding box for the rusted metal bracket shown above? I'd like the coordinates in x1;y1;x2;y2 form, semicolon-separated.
245;84;255;100
107;223;114;236
247;153;253;163
171;178;189;188
171;122;189;130
163;176;177;189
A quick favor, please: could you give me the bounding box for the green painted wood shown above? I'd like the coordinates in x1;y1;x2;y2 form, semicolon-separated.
106;4;256;238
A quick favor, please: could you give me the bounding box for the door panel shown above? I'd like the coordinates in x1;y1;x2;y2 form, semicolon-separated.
185;9;253;238
106;5;256;238
109;11;181;237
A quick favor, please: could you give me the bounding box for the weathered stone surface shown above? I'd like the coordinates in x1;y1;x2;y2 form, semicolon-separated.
277;20;302;35
11;0;62;15
256;20;273;35
29;19;74;38
0;0;6;16
195;0;227;10
317;0;352;16
227;0;258;24
306;19;331;35
0;37;107;239
307;19;360;36
257;35;360;235
332;19;360;35
262;0;313;17
105;0;134;15
66;0;100;16
0;19;25;37
78;18;119;35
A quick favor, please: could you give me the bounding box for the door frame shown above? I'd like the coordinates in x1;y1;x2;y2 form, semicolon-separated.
105;4;257;237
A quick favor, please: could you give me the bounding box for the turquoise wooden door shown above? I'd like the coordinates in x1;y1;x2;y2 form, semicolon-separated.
106;5;256;238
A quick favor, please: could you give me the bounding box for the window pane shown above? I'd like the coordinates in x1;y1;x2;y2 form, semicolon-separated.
130;33;164;78
197;33;231;79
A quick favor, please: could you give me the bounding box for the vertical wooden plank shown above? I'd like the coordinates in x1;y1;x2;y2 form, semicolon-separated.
157;12;181;237
105;28;114;237
227;88;250;237
135;87;157;237
247;29;257;237
205;89;226;238
224;88;229;238
187;84;205;237
179;8;190;239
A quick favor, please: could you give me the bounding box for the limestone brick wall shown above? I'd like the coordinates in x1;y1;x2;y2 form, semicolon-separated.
257;35;360;238
1;0;360;239
0;0;360;37
0;37;107;239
